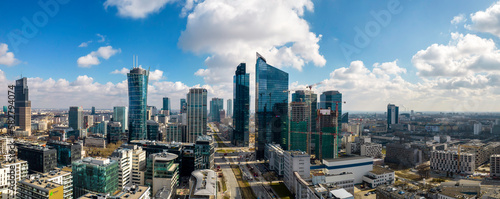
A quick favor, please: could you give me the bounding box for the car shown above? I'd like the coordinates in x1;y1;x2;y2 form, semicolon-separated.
365;193;370;196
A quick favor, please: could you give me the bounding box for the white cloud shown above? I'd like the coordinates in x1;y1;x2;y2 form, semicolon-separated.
451;14;466;24
0;43;19;66
77;46;121;67
469;1;500;37
78;41;92;48
97;34;106;43
412;33;500;77
104;0;175;19
179;0;325;85
149;69;164;81
111;67;129;75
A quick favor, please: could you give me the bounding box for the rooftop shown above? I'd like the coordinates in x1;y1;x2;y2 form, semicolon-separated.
191;169;216;197
80;185;150;199
77;157;115;166
370;166;394;175
323;156;372;162
150;152;178;161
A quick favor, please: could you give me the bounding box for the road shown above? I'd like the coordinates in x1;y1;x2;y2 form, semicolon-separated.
215;141;241;199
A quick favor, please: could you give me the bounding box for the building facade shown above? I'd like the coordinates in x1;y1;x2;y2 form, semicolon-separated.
255;53;289;159
145;152;179;196
163;97;171;112
187;88;208;143
14;77;31;134
128;67;149;141
233;63;250;147
227;99;232;118
17;144;57;173
72;157;119;198
209;98;224;123
113;106;128;133
146;120;160;141
110;148;133;190
69;106;83;131
194;135;214;170
47;141;82;167
387;104;399;128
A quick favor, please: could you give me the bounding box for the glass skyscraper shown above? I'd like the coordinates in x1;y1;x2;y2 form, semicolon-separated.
227;99;232;117
387;104;399;128
163;97;171;112
209;98;224;122
233;63;250;147
69;106;83;131
113;106;128;133
289;90;317;153
127;67;149;141
255;53;288;159
187;88;207;143
320;91;342;134
180;98;187;114
14;77;31;133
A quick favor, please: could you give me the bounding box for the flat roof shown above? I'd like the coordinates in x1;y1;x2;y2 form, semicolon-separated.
80;185;150;199
324;156;372;162
191;169;216;197
330;189;353;198
370;166;394;175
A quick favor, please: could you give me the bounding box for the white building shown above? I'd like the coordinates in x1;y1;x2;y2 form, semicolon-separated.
79;185;150;199
311;170;355;193
491;154;500;178
321;156;373;184
430;150;475;174
0;159;28;198
360;143;382;158
362;166;395;188
110;148;133;189
122;145;146;185
265;143;285;176
284;150;310;194
330;188;354;199
474;123;482;135
189;169;216;199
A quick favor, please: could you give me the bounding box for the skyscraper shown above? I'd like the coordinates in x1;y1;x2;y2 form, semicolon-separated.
320;91;342;135
91;106;96;115
209;98;224;122
180;99;187;114
187;88;207;143
289;90;317;153
387;104;399;128
14;77;31;134
255;53;289;159
233;63;250;146
69;106;83;131
128;67;149;141
292;90;317;131
227;99;232;118
163;97;171;112
113;106;128;133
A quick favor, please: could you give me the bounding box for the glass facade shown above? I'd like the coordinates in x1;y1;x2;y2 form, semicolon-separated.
147;120;160;141
195;135;214;170
14;77;31;132
127;67;149;141
187;88;207;143
227;99;232;117
72;158;119;198
387;104;399;128
47;141;82;167
233;63;250;146
113;106;128;133
255;54;288;159
209;98;224;122
107;121;122;143
69;106;83;131
163;97;171;111
180;98;187;114
320;91;342;137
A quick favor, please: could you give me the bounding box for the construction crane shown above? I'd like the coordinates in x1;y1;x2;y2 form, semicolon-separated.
306;82;322;90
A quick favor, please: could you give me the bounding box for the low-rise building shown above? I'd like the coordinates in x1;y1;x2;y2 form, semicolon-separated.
18;170;73;199
314;156;373;184
18;176;64;199
189;169;216;199
78;185;150;199
362;166;395;188
430;150;475;174
491;154;500;178
265;143;285;176
440;180;480;195
360;143;382;158
284;150;310;194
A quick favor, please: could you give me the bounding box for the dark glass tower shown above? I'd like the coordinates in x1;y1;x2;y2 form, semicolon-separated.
163;97;171;111
320;91;342;133
14;77;31;133
69;106;83;131
387;104;399;129
209;98;224;122
127;67;149;141
233;63;250;146
289;90;317;153
180;99;187;114
255;53;288;159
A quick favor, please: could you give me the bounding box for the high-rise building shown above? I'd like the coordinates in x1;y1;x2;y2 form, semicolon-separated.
107;122;123;144
320;91;342;135
145;152;179;196
227;99;233;118
255;53;289;159
17;144;57;173
163;97;171;112
0;159;28;198
289;90;317;153
233;63;250;146
91;106;96;115
292;90;317;131
180;99;187;114
195;135;214;170
209;98;224;123
72;157;119;198
83;115;93;129
187;88;207;143
387;104;399;128
128;67;149;141
113;106;128;133
69;106;83;131
47;140;82;167
147;120;160;141
316;109;339;159
110;148;133;190
164;123;187;143
120;145;147;186
14;77;31;134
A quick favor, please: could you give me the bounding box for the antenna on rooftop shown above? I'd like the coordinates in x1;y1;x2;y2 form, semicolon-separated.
133;55;135;68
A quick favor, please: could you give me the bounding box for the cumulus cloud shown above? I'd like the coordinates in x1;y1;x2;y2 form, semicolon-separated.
104;0;175;19
412;33;500;77
451;14;466;24
77;46;121;67
0;43;19;66
97;34;106;43
111;67;129;75
469;1;500;37
179;0;325;85
149;69;164;81
78;41;92;48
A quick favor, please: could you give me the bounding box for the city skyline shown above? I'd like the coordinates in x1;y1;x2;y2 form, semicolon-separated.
1;1;500;112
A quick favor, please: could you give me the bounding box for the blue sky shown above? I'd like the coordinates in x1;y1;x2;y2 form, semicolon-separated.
1;0;500;111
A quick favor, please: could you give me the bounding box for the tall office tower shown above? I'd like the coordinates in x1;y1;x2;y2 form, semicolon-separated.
209;98;224;122
107;122;123;143
290;90;317;153
69;106;83;131
320;91;342;136
113;106;129;133
14;77;31;134
72;157;119;198
187;88;207;143
227;99;232;118
316;109;339;159
195;135;215;170
83;115;93;129
128;67;149;141
233;63;250;146
47;140;82;167
110;148;133;190
387;104;399;128
145;152;179;196
163;97;171;112
17;144;57;173
91;106;96;115
180;99;187;114
147;120;160;141
255;53;289;159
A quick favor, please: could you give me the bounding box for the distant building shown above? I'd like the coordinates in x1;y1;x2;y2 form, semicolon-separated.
189;170;216;199
47;140;82;167
147;120;160;141
233;63;250;147
430;150;475;174
387;104;399;128
227;99;232;118
69;106;83;131
72;157;119;198
164;123;186;143
113;106;128;133
385;143;422;168
14;77;32;135
187;88;208;143
17;144;57;173
362;166;395;188
145;152;179;196
107;121;123;144
180;98;187;114
85;136;106;148
255;53;289;159
474;123;482;135
195;135;215;170
83;115;93;129
128;67;149;141
163;97;171;112
209;98;223;123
